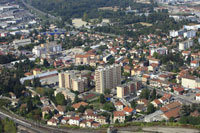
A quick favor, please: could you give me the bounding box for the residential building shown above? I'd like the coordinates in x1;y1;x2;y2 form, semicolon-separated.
95;64;121;94
59;70;88;92
196;93;200;101
179;39;194;51
181;76;200;89
113;111;126;123
116;80;141;98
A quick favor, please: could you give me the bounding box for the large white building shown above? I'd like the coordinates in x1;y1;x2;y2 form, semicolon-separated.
183;30;196;38
32;42;62;57
95;64;121;94
179;39;193;51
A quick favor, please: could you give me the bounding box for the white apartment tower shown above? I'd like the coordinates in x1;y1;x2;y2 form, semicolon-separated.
95;64;121;94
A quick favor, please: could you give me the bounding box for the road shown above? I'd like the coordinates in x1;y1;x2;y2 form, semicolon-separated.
147;85;194;105
20;0;59;21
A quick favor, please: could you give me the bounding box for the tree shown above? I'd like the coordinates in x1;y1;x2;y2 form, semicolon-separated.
125;115;132;123
99;94;106;104
169;117;175;122
140;89;150;100
74;94;81;103
131;100;137;108
43;59;50;67
147;103;155;114
103;102;116;112
56;93;65;105
78;105;85;113
104;89;111;94
151;89;157;101
115;119;119;124
82;12;89;22
32;78;41;88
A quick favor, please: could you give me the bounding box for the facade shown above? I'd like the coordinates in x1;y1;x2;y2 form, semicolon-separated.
179;39;194;51
95;64;121;94
117;80;141;98
59;70;88;92
183;30;196;38
181;76;200;89
32;42;62;57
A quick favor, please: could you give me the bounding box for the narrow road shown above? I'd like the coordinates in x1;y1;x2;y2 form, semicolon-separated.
20;0;58;20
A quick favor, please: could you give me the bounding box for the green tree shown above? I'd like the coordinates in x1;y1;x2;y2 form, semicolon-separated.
43;59;50;67
56;93;65;105
78;105;86;113
82;12;89;22
99;94;106;104
131;100;137;108
115;119;119;124
169;117;175;122
140;89;150;100
147;103;155;114
151;89;156;101
103;102;116;112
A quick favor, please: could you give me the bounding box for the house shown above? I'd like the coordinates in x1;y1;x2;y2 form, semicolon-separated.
96;116;107;125
72;102;88;110
190;110;200;117
86;113;97;120
162;107;181;121
144;110;164;122
158;96;168;105
92;122;101;128
68;117;81;126
191;60;200;68
114;101;124;111
136;104;146;113
124;65;131;74
173;87;184;95
54;114;63;121
61;117;70;124
196;93;200;101
9;92;16;99
113;111;126;123
123;106;135;115
151;99;162;108
137;99;148;106
57;105;65;115
142;74;150;83
80;120;87;128
47;118;58;126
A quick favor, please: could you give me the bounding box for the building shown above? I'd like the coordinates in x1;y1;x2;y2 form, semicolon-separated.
32;42;62;58
183;30;196;38
144;110;164;122
95;64;121;94
13;38;31;48
54;88;75;102
196;93;200;101
113;111;126;123
116;80;141;98
179;39;194;51
59;70;88;92
181;76;200;89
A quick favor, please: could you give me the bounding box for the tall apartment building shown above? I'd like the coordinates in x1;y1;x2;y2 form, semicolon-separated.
95;64;121;94
117;80;142;98
179;39;193;51
59;70;88;92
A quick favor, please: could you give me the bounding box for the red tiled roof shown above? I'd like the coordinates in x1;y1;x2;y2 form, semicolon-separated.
115;101;124;106
72;102;88;109
163;107;181;119
114;111;125;117
123;106;134;113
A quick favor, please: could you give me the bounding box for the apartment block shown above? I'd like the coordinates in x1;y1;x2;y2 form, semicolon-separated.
95;64;121;94
58;70;88;92
117;80;142;98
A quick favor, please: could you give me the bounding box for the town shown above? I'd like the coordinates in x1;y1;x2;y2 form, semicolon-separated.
0;0;200;132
